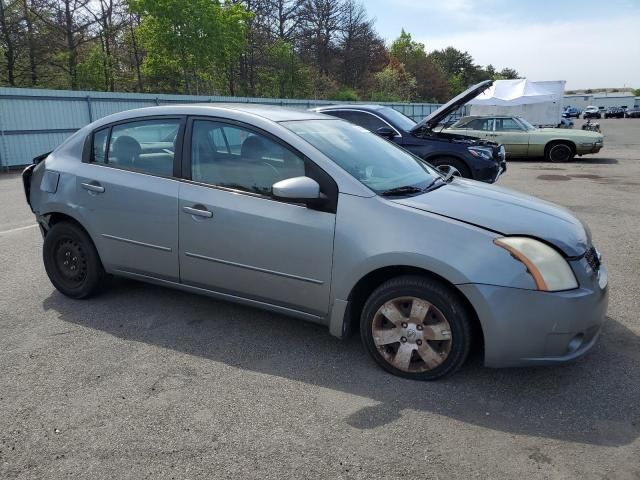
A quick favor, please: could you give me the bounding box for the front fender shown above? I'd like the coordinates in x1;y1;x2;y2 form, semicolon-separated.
331;194;537;303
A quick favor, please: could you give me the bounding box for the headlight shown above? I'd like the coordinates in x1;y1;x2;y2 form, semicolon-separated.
494;237;578;291
468;146;493;160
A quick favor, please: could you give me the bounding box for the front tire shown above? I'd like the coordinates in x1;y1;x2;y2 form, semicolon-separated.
545;142;575;163
360;276;472;380
43;221;104;299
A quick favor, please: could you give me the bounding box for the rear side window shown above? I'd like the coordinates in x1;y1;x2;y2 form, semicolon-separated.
90;118;181;177
92;128;109;163
339;111;387;133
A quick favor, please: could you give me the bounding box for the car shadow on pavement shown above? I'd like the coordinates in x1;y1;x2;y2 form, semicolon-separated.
511;157;619;165
43;279;640;447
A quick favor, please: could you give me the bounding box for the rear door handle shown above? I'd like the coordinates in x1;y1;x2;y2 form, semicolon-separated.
81;182;105;193
183;205;213;218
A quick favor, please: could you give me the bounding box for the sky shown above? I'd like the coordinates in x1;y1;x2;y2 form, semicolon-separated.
365;0;640;90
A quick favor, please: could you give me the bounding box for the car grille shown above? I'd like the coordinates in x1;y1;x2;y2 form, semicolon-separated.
584;246;601;272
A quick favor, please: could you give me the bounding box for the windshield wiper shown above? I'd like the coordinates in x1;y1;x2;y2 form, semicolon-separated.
380;185;424;196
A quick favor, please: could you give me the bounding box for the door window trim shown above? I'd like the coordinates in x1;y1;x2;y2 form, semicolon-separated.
183;116;339;214
82;115;187;179
321;109;402;138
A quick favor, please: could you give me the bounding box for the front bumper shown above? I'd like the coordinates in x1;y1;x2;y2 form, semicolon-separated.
458;260;608;368
577;141;603;155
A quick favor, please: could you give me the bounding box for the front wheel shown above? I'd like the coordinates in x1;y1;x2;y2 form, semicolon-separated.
545;142;575;163
43;221;105;299
360;276;472;380
428;157;471;179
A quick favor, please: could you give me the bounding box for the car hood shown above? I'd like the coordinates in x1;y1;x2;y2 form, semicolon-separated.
411;80;494;132
391;179;589;257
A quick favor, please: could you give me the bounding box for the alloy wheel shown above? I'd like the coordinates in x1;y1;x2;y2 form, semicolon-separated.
436;164;462;178
371;296;452;373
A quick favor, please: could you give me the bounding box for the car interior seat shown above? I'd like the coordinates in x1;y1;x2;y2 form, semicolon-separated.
111;135;141;168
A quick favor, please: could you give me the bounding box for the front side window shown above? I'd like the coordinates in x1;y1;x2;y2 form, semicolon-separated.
494;118;523;131
91;118;180;177
378;107;416;131
283;119;437;194
190;120;306;196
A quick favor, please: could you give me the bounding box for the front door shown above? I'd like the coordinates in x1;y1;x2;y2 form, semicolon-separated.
178;118;337;316
491;118;530;157
75;116;184;281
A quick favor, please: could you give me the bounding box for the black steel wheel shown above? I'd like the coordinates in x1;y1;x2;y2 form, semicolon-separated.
545;142;575;163
43;221;104;298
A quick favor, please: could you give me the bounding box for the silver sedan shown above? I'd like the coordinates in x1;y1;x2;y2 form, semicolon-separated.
23;105;609;380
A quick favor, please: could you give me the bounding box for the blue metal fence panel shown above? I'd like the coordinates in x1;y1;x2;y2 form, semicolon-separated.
0;87;448;168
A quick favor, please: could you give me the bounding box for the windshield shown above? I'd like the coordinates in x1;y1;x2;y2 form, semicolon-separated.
282;119;437;194
379;107;417;131
517;117;537;130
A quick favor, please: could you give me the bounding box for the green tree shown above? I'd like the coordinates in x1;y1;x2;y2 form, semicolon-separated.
370;58;416;102
129;0;250;95
428;46;489;94
389;30;448;102
256;38;311;98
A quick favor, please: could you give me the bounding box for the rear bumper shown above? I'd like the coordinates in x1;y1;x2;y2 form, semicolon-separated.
458;264;608;368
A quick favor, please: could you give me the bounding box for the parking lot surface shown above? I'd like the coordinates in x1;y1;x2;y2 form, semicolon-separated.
1;118;639;479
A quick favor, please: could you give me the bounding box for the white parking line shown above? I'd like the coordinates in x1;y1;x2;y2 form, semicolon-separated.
0;224;38;235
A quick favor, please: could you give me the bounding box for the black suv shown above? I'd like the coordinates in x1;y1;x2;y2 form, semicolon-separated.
604;107;625;119
312;81;506;182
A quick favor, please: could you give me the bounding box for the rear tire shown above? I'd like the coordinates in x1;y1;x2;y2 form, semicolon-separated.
360;275;472;380
545;142;575;163
428;156;471;179
43;221;104;299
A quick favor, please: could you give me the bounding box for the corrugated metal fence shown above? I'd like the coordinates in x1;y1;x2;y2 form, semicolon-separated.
0;87;446;169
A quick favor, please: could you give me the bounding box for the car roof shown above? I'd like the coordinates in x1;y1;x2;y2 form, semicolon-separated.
455;115;515;121
99;103;330;124
313;104;386;112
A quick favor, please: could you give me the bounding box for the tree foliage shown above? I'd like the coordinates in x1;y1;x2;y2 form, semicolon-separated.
0;0;522;101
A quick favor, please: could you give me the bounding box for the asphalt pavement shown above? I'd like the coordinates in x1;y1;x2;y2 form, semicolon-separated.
1;118;639;479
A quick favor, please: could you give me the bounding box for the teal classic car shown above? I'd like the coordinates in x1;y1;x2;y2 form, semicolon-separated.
446;116;604;162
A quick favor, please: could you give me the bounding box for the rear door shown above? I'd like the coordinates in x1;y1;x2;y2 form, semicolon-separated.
178;118;337;316
74;116;184;281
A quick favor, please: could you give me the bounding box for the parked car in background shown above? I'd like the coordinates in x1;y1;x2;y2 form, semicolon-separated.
312;80;506;182
22;104;608;380
625;106;640;118
560;113;574;128
582;106;601;119
563;107;581;118
604;107;625;119
446;115;604;162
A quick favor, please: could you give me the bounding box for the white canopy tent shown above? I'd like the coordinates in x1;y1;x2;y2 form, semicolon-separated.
468;79;566;126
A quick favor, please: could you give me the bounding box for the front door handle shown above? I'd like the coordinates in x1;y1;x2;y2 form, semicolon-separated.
81;182;105;193
183;205;213;218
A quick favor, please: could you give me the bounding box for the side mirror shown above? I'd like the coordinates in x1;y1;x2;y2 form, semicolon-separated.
272;176;322;204
376;126;396;139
